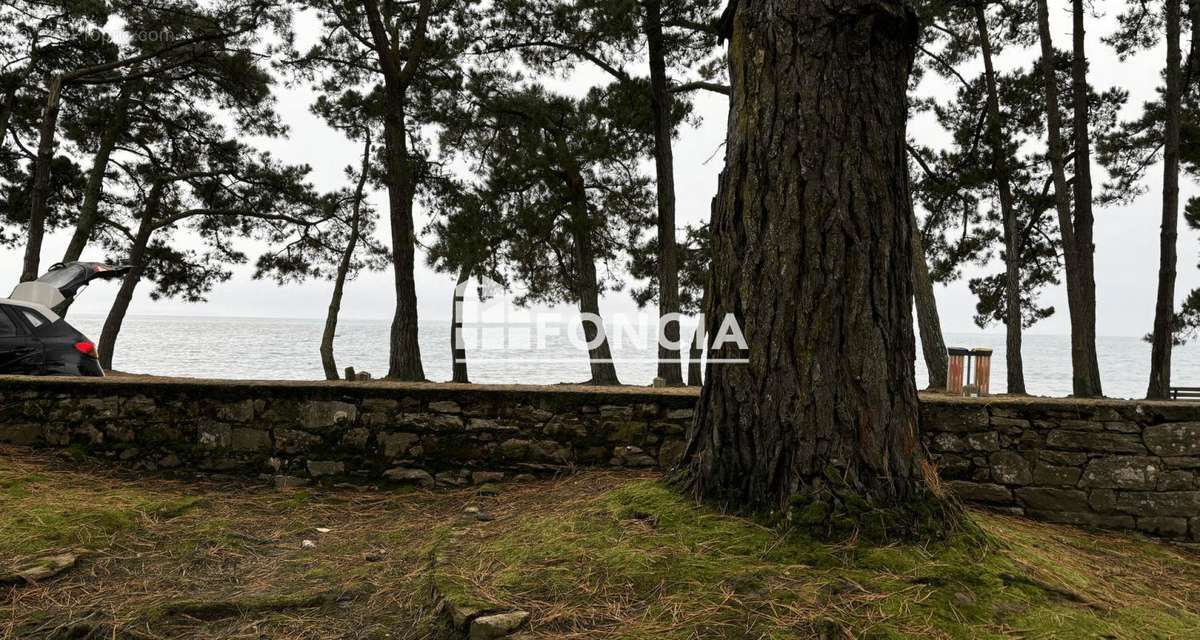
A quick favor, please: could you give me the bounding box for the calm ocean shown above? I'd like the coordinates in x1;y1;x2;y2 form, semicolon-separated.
66;313;1200;399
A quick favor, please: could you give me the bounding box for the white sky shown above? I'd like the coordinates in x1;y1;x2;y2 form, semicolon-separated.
2;2;1194;340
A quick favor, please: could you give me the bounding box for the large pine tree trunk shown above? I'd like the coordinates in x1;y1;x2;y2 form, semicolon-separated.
911;211;947;390
975;5;1025;395
98;186;159;371
643;0;684;385
22;74;63;283
1035;0;1101;397
62;85;134;266
678;0;951;531
1070;0;1103;393
1149;0;1183;399
381;91;425;381
566;169;621;386
363;0;428;382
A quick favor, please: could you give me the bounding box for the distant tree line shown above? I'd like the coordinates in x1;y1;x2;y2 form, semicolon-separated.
0;0;1194;400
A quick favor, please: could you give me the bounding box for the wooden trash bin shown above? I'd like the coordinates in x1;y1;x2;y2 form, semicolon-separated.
972;348;993;396
947;347;969;395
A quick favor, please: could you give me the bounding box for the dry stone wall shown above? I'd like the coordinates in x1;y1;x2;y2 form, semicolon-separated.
924;397;1200;540
0;377;695;489
3;377;1200;539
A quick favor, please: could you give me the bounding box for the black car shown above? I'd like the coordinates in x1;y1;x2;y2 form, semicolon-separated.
2;262;129;377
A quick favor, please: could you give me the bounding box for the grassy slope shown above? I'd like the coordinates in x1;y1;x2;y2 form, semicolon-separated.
2;448;1199;639
439;482;1200;639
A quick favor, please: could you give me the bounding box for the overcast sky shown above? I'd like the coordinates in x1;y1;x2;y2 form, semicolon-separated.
2;3;1193;340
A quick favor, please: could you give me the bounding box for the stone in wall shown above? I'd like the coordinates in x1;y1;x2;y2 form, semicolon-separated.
1079;456;1160;490
1144;422;1200;456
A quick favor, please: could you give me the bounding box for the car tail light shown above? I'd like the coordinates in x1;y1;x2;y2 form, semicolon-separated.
74;341;98;358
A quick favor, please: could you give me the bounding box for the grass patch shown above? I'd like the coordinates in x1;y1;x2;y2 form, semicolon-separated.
5;447;1199;640
443;480;1200;639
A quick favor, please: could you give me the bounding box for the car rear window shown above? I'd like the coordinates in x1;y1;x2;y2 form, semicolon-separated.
19;309;47;329
37;264;86;288
0;309;18;337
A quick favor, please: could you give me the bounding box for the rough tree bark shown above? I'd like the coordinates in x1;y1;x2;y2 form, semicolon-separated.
677;0;954;534
450;259;474;383
21;73;63;283
643;0;683;385
98;184;161;370
911;211;947;390
1070;0;1103;394
975;5;1025;395
320;136;371;381
1035;0;1101;397
1148;0;1182;399
565;167;621;386
363;0;429;381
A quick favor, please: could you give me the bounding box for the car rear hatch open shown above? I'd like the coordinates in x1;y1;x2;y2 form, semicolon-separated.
9;262;131;315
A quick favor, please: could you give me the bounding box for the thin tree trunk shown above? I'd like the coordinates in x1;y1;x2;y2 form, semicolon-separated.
62;85;134;265
450;259;474;383
0;82;17;152
1071;0;1103;393
22;74;63;283
687;323;703;386
975;5;1025;395
1035;0;1100;397
1149;0;1183;399
678;0;953;531
643;0;683;385
321;135;371;381
911;211;947;390
565;168;620;386
98;185;160;370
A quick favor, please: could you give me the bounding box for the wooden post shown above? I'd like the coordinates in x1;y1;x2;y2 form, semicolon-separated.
947;347;968;395
972;348;994;396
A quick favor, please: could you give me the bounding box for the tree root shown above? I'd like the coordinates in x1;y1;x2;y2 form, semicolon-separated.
785;466;984;545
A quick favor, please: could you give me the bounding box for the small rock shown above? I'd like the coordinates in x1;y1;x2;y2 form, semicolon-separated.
384;467;435;487
428;400;462;414
463;505;480;514
475;511;495;522
306;460;345;478
476;483;501;496
315;527;331;534
469;611;530;640
1;553;77;585
273;475;309;490
471;471;505;485
436;471;470;487
301;539;316;549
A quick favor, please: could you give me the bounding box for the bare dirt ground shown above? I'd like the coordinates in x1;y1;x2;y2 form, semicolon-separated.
0;446;649;639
